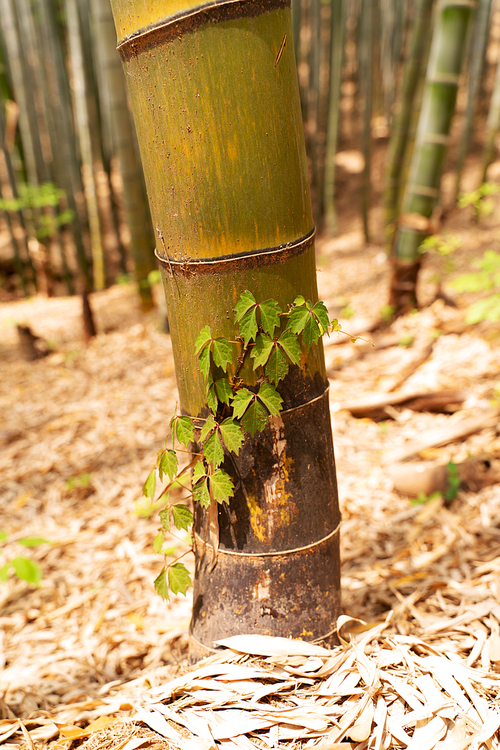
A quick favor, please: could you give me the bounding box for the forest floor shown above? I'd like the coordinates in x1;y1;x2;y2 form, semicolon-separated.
1;150;500;749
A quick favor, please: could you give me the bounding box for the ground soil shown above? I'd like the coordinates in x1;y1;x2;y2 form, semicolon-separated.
0;150;499;748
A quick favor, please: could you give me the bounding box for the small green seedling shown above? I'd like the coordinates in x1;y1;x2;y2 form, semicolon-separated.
0;531;52;587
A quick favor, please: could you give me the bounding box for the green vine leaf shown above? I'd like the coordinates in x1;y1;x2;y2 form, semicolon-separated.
195;325;212;354
211;337;233;372
159;508;170;532
200;414;216;442
172;504;193;531
258;382;283;416
206;377;218;414
265;344;289;385
219;418;245;455
168;563;192;596
0;562;10;582
142;470;156;500
203;431;224;468
153;531;164;553
287;297;328;349
278;329;301;365
154;568;169;600
159;449;178;481
214;378;233;405
240;398;269;436
231;388;255;420
193;477;210;507
210;468;234;504
234;290;256;322
251;334;274;370
192;461;206;484
176;416;195;447
238;307;259;347
259;299;282;337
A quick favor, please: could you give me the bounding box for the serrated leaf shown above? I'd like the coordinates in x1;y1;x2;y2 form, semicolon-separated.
231;388;255;420
168;563;192;596
193;477;210;507
240;398;269;436
234;290;256;322
206;382;218;414
214;377;233;405
293;294;306;306
238;307;259;346
312;300;330;335
286;304;309;335
265;344;289;384
278;329;301;365
17;536;51;548
219;419;245;455
172;504;193;531
203;431;224;468
154;568;169;600
12;557;41;586
251;334;274;370
258;382;283;416
159;449;178;481
303;313;321;348
153;531;164;553
192;461;206;484
0;562;11;582
259;299;282;337
176;416;195;446
195;324;212;354
210;468;234;504
212;338;233;372
198;344;211;379
142;470;156;500
200;414;216;442
159;508;171;532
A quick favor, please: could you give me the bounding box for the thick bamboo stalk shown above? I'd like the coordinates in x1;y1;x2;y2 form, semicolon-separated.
390;0;476;315
454;0;491;202
384;0;435;234
110;0;341;650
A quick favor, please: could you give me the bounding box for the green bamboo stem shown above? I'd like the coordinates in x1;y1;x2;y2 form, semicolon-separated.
89;0;156;311
110;0;341;650
390;0;475;315
324;0;345;235
384;0;435;235
454;0;491;202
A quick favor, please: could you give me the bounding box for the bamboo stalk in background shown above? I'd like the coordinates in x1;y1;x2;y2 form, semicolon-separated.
384;0;435;236
66;0;105;291
324;0;345;235
110;0;341;650
481;35;500;182
358;0;374;244
390;0;476;317
89;0;157;312
453;0;492;202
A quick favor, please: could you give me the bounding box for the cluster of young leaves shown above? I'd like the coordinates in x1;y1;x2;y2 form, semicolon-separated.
143;290;345;601
449;250;500;323
0;531;52;587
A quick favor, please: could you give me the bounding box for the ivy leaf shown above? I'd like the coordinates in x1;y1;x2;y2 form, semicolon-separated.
195;324;212;354
153;531;164;553
168;562;192;596
240;398;269;436
206;381;218;414
286;302;310;335
214;377;233;405
159;449;178;481
142;470;156;499
200;414;216;442
312;301;329;335
303;314;322;349
172;504;193;531
238;308;259;346
210;468;234;504
231;388;255;420
251;334;274;370
258;382;283;416
212;337;233;372
234;290;256;322
203;431;224;468
193;477;210;507
219;418;245;455
259;299;282;337
176;416;195;446
12;557;42;586
159;508;171;532
198;344;211;379
17;537;51;548
278;329;301;366
192;461;206;484
154;568;169;600
265;344;289;384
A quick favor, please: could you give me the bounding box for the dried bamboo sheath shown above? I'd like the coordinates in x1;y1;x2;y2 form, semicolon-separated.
111;0;341;647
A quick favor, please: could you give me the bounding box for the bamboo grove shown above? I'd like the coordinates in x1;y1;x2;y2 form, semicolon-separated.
1;0;500;315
